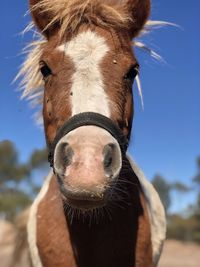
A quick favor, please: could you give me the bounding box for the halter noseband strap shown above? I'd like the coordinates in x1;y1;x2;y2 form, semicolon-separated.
48;112;128;167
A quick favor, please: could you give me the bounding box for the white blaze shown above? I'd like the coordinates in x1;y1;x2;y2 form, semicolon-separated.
58;30;110;117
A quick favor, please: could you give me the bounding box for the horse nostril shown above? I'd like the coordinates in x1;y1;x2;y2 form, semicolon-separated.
103;144;114;169
103;143;122;178
103;143;121;174
104;154;113;168
61;143;74;167
54;142;74;174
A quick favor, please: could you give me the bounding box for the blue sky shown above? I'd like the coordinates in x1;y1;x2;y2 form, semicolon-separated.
0;1;200;213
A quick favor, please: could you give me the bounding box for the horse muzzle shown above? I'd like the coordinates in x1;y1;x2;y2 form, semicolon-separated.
48;112;128;210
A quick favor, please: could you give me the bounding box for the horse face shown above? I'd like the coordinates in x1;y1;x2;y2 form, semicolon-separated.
29;0;150;210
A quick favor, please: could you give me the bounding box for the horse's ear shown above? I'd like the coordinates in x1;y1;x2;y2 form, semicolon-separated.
29;0;54;38
125;0;150;38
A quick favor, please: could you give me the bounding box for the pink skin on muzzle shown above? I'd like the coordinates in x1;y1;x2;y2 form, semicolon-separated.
54;126;122;209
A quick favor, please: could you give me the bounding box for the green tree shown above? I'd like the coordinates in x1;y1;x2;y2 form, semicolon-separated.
0;140;48;221
152;175;171;214
0;141;30;186
170;182;191;214
192;156;200;216
171;182;191;193
29;148;48;169
191;157;200;243
193;157;200;189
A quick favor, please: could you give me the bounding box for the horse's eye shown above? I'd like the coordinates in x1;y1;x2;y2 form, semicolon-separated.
124;65;139;82
40;63;52;78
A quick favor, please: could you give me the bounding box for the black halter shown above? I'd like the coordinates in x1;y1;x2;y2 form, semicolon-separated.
48;112;128;168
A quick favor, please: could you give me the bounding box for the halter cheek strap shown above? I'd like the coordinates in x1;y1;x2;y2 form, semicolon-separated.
48;112;128;168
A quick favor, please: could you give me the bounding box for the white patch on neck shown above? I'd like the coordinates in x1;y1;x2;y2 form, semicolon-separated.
58;30;110;117
126;154;166;266
27;171;53;267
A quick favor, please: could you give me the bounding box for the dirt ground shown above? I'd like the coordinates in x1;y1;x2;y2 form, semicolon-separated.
159;240;200;267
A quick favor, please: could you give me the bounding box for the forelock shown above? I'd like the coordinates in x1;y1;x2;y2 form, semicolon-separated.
31;0;132;38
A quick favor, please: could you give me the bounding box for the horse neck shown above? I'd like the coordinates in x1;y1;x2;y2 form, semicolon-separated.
35;159;152;267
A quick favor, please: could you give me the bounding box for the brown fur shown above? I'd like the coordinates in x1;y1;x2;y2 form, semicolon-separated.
24;0;155;266
37;159;152;267
18;1;151;110
37;176;76;267
40;25;137;143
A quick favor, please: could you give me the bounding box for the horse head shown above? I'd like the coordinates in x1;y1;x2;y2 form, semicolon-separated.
28;0;150;211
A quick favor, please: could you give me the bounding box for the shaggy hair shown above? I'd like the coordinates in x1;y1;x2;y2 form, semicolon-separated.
17;0;170;117
32;0;132;36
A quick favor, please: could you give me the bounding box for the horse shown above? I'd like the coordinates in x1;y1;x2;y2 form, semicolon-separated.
18;0;166;266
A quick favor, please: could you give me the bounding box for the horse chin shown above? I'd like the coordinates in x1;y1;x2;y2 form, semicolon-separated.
56;176;109;211
61;195;107;211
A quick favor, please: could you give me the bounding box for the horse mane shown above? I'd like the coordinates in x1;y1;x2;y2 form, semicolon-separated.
16;0;170;122
32;0;132;36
